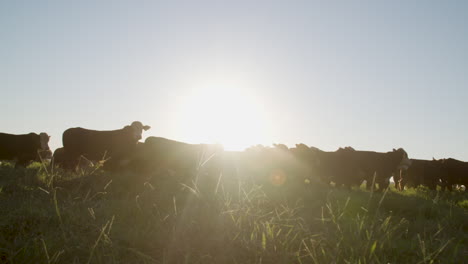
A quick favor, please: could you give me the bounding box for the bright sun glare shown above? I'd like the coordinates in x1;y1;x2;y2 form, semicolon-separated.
173;84;272;151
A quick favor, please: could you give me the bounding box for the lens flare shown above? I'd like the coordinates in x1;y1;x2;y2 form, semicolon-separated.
268;168;287;186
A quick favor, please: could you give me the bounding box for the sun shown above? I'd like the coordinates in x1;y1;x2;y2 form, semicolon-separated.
172;84;272;150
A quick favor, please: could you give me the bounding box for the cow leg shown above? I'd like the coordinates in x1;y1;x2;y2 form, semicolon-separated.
428;181;437;191
373;174;387;192
447;184;453;192
14;154;35;168
64;155;80;171
399;177;408;191
399;180;405;191
15;160;28;169
394;170;404;191
366;172;377;191
380;179;390;191
344;183;352;190
442;182;449;191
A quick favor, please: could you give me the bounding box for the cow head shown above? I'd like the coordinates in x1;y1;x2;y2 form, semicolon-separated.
130;121;151;140
394;148;412;170
38;133;52;159
39;133;51;151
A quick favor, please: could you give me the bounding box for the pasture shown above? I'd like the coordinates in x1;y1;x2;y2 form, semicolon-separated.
0;161;467;264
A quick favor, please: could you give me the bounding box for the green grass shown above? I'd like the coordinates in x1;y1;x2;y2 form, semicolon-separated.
0;161;467;263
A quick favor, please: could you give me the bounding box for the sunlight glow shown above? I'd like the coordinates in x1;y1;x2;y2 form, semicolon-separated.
172;82;273;151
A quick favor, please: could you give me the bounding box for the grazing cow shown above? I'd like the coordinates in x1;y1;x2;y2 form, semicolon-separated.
348;148;411;191
130;136;224;177
59;121;150;170
434;158;468;191
0;132;51;167
396;159;441;191
298;145;363;189
301;146;411;191
52;147;69;168
52;147;95;170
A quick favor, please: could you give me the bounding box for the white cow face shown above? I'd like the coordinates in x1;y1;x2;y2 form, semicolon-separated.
39;133;50;151
130;121;151;141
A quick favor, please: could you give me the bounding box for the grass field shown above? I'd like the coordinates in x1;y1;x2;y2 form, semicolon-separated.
0;161;467;264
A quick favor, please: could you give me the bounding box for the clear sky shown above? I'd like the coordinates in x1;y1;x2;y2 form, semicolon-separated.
1;0;467;160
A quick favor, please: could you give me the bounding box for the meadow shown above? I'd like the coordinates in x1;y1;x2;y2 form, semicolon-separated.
0;161;467;264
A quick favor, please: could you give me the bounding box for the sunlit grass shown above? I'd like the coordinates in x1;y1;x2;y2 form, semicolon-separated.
0;161;466;263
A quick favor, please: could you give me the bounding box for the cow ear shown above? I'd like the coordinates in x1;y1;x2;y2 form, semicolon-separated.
143;125;151;131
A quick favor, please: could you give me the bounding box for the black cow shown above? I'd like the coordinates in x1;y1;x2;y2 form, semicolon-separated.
57;121;150;170
52;147;95;170
0;132;51;167
130;136;224;177
299;146;410;191
396;159;441;191
434;158;468;191
348;148;411;191
52;147;68;168
295;145;363;189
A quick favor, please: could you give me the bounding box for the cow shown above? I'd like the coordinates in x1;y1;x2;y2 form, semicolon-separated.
299;146;411;191
347;148;411;191
396;159;441;191
52;147;67;168
433;158;468;191
0;132;51;167
58;121;150;170
52;147;95;170
130;136;224;178
296;145;364;189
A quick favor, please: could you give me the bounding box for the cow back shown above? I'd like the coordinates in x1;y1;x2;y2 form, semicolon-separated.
439;158;468;185
350;149;407;174
404;159;441;189
0;133;41;160
63;127;137;161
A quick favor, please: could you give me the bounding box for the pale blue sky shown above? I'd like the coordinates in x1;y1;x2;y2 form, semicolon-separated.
1;1;467;160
